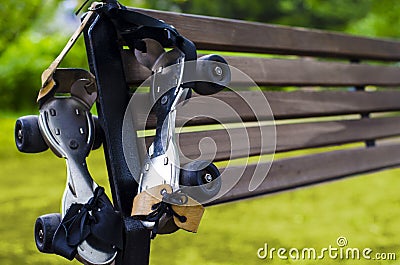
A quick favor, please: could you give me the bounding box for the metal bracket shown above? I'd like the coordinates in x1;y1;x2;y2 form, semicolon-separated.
84;12;151;265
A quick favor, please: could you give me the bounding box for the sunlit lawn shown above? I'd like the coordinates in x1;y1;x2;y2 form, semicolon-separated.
1;116;400;265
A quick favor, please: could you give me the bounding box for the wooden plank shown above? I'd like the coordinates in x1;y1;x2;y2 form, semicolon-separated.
227;57;400;87
267;91;400;119
132;8;400;61
275;117;400;152
129;91;400;128
207;144;400;206
144;116;400;161
122;52;400;87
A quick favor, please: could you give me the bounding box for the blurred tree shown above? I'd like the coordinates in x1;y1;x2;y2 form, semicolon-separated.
277;0;372;30
145;0;372;30
0;0;82;111
347;0;400;38
0;0;398;112
0;1;42;56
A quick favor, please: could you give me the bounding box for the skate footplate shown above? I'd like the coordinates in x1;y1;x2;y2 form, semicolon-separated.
36;68;122;264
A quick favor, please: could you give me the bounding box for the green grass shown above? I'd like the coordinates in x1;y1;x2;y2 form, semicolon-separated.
1;116;400;264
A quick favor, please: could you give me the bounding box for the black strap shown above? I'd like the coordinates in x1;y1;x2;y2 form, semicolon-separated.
145;190;188;239
52;187;123;260
75;0;91;15
94;2;197;62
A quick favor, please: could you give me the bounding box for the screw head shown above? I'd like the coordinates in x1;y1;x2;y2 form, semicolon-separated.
38;229;44;242
214;66;223;76
17;129;23;140
204;173;213;183
69;140;79;150
161;95;168;105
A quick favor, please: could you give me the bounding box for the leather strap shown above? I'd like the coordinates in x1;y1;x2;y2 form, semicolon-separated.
53;187;123;260
37;4;98;102
131;185;204;236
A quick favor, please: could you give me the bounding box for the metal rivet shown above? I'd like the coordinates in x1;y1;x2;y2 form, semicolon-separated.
69;140;79;150
160;188;167;195
214;66;223;76
55;128;61;135
49;109;56;116
145;163;150;171
204;173;213;183
38;229;44;241
79;128;84;135
161;95;168;105
75;109;80;115
17;129;23;140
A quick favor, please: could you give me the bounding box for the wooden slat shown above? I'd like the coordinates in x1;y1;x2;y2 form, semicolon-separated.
267;91;400;119
227;57;400;86
128;91;400;128
144;116;400;161
207;144;400;206
122;52;400;87
132;8;400;61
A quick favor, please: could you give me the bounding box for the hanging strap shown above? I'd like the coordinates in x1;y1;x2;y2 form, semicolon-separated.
97;2;197;62
37;2;101;102
38;1;197;103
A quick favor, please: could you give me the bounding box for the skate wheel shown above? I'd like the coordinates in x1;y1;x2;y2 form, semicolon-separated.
34;213;61;253
92;115;104;150
180;160;222;201
15;115;48;153
194;54;231;95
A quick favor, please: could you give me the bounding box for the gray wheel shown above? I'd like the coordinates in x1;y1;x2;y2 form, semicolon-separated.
180;160;222;202
92;115;104;150
34;213;61;254
15;115;48;153
194;54;231;95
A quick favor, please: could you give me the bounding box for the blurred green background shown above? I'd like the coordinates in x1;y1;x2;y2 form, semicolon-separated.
2;0;400;112
2;0;400;264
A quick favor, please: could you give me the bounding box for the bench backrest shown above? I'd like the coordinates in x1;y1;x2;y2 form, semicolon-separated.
121;9;400;206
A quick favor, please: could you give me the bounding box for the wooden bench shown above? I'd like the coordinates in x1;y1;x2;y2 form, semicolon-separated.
122;8;400;206
83;6;400;265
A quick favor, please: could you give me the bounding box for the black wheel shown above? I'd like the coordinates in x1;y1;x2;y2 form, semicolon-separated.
193;54;231;95
180;160;222;202
34;213;61;254
15;115;48;153
92;115;104;150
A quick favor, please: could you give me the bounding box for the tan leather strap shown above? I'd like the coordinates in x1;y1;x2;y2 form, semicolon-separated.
131;185;205;233
37;4;98;101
